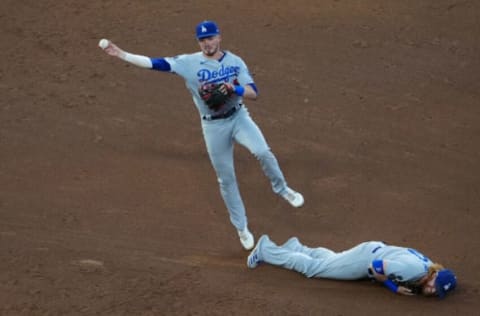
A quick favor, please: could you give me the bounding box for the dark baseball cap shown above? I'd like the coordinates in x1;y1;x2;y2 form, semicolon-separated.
196;20;220;39
435;269;457;298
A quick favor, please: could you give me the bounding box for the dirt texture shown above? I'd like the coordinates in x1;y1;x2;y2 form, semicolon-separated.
1;1;480;315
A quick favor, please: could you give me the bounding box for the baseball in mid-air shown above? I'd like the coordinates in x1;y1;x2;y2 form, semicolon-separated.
98;38;109;49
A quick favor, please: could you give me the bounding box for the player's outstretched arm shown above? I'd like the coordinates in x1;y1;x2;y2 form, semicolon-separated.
99;39;152;69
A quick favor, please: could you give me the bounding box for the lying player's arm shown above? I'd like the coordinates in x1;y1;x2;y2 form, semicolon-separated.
369;260;414;296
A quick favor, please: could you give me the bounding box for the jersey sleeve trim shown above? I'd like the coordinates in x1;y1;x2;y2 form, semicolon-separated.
151;58;171;71
372;260;385;274
247;83;258;94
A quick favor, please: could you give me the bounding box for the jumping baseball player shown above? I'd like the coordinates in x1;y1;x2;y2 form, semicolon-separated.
99;21;304;250
247;235;457;298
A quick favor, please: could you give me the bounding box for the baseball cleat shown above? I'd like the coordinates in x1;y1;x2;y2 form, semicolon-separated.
238;227;255;250
247;235;268;269
282;187;304;208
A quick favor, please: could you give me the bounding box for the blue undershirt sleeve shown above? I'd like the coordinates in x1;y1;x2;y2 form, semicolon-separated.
150;58;171;71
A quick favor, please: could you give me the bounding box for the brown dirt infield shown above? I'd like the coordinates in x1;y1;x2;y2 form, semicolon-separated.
1;1;479;315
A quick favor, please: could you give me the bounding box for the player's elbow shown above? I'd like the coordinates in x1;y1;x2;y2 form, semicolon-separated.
244;84;258;100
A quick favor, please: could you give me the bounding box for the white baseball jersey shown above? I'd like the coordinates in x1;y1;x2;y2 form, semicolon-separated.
164;51;254;117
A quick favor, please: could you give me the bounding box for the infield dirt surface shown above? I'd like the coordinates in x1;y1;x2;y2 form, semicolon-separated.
1;1;479;315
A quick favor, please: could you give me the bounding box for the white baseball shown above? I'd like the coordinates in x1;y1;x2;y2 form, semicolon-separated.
98;38;109;49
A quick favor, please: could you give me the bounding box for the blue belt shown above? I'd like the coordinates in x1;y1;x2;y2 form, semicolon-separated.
203;104;242;121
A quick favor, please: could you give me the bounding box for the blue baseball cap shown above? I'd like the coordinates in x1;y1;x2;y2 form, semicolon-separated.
435;269;457;298
196;20;220;39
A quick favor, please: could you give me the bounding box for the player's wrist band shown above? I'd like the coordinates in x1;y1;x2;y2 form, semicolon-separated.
383;279;398;293
234;85;245;96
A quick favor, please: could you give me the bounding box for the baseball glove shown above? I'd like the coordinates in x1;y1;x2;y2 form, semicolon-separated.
199;83;233;111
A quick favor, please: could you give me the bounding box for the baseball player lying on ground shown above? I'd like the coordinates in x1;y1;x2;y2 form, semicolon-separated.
247;235;457;298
